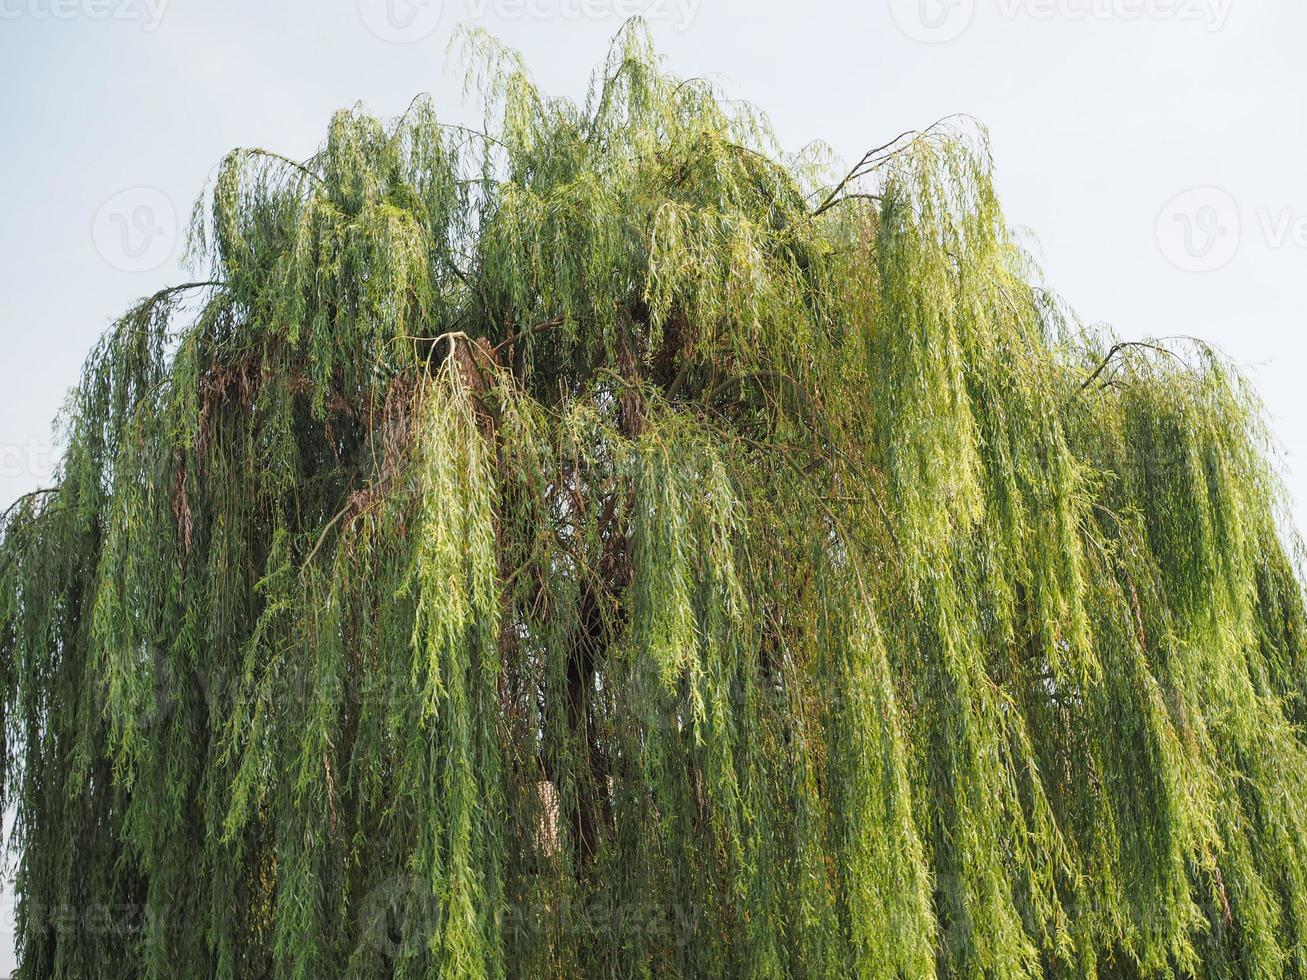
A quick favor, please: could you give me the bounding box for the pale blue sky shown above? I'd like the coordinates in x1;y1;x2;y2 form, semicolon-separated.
1;0;1304;969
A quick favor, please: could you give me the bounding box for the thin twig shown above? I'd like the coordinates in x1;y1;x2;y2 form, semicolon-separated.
664;357;695;400
1080;341;1184;391
811;193;883;217
235;148;324;185
0;488;56;525
300;480;362;573
141;281;226;308
812;116;955;217
493;317;564;354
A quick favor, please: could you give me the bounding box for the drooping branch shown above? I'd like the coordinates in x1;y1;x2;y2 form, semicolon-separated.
492;316;564;355
0;487;56;526
812;115;956;217
1080;340;1186;390
231;147;324;185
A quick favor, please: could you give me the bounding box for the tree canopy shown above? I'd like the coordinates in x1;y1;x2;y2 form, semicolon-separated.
2;22;1306;980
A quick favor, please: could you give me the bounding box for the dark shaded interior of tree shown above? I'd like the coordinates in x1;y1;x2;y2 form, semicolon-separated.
2;23;1306;980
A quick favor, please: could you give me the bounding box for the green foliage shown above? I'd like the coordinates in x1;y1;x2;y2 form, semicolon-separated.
2;21;1306;978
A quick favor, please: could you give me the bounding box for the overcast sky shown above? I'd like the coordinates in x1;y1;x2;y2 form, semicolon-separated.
1;0;1304;968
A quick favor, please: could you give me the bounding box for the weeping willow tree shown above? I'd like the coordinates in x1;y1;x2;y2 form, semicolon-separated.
3;23;1307;980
